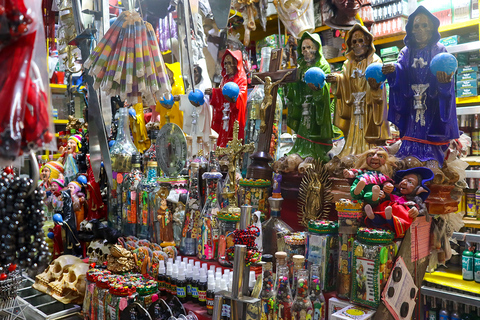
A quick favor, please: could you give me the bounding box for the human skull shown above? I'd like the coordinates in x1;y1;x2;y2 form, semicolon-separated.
50;262;89;304
79;220;93;233
87;240;112;265
301;39;318;65
412;13;434;48
351;30;369;60
33;255;84;294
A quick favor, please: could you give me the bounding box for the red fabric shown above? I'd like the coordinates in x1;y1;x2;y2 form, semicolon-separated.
85;156;107;221
211;49;247;148
368;200;413;238
52;224;64;259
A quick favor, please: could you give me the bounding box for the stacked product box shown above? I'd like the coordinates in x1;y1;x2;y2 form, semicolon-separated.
457;65;478;98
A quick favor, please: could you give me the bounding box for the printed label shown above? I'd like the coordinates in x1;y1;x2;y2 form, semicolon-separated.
207;297;214;310
475;257;480;282
439;315;449;320
198;290;207;302
187;284;192;295
222;303;231;317
192;287;199;298
177;286;186;298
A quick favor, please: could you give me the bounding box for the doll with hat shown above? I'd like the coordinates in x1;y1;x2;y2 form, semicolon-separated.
67;181;86;231
39;161;64;193
61;134;82;183
46;179;65;217
364;167;434;238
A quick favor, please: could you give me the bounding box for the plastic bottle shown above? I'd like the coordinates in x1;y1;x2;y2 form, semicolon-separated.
221;279;230;320
249;271;256;295
177;266;187;302
198;270;207;306
439;299;449;320
474;250;480;283
429;298;438;320
165;262;173;295
451;302;460;320
463;250;474;281
171;264;178;296
186;264;193;301
191;266;200;303
157;260;166;296
206;276;215;315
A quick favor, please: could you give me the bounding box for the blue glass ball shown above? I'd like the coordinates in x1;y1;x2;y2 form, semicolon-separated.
365;63;387;83
222;82;240;102
128;108;137;118
160;93;174;107
430;52;458;76
53;214;63;224
304;67;326;90
109;140;116;148
188;89;205;106
77;175;87;185
47;232;54;239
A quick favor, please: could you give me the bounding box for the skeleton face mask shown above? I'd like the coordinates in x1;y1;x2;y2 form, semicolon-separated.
412;14;433;48
351;30;369;59
223;55;236;77
301;39;318;65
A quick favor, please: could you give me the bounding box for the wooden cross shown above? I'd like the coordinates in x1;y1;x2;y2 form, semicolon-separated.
215;120;255;209
247;48;297;180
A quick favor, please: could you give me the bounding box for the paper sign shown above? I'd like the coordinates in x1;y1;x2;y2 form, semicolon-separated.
410;216;431;262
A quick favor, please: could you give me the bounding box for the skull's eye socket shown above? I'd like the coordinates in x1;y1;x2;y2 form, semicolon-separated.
87;247;94;254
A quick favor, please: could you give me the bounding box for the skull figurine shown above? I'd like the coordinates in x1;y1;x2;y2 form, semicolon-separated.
33;255;84;294
51;262;89;304
87;240;112;265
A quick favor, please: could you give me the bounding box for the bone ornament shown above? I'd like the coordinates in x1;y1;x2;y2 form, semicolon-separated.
107;244;136;273
87;239;112;265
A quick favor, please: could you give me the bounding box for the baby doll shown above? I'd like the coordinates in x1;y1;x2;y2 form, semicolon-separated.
364;167;434;238
47;179;65;218
344;148;397;206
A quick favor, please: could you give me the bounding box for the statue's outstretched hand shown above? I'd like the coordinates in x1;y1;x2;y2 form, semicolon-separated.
367;78;381;90
382;63;396;75
436;71;453;84
326;74;337;83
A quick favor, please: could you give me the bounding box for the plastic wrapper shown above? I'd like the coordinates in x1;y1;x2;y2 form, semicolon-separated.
0;0;55;166
274;0;315;39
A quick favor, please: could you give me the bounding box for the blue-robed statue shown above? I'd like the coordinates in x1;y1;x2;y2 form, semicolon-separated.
382;6;459;166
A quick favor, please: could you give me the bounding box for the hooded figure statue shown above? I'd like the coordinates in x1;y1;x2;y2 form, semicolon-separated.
384;6;459;166
210;49;248;148
157;62;185;129
286;32;333;161
330;24;390;156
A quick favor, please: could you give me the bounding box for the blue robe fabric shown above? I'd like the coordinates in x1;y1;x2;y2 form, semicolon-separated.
386;6;459;165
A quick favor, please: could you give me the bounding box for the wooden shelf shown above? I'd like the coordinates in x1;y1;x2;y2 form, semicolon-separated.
463;218;480;229
424;267;480;295
457;96;480;105
327;56;347;63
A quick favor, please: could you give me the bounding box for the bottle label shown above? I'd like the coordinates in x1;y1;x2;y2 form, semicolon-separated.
451;315;460;320
159;280;165;291
428;312;437;320
192;286;199;298
198;290;207;302
463;255;474;280
187;284;192;296
207;297;214;310
439;314;449;320
222;303;231;318
466;193;476;217
475;257;480;282
171;284;177;295
177;286;186;298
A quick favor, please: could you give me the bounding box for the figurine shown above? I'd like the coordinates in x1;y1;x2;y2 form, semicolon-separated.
84;155;107;221
173;202;185;248
67;181;86;230
253;71;292;133
157;199;175;246
328;24;390;156
206;50;247;148
364;167;434;238
343;148;396;206
272;171;282;195
382;6;459;166
324;0;362;29
39;161;64;193
285;32;333;161
252;211;263;251
274;0;315;37
60;189;82;256
60;134;81;183
47;179;65;217
157;62;185;128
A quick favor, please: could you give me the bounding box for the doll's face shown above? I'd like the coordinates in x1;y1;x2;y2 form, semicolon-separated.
399;173;419;195
351;30;369;59
41;167;51;181
223;55;236;76
412;14;433;47
67;139;77;153
68;184;77;195
301;39;318;65
51;183;59;192
366;150;386;169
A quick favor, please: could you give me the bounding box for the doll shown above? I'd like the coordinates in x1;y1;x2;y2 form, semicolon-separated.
364;167;434;238
60;134;81;183
157;199;175;246
67;181;86;230
343;148;396;206
47;179;65;218
39;161;64;193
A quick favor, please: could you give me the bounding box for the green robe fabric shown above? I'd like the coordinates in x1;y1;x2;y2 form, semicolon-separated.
286;32;333;162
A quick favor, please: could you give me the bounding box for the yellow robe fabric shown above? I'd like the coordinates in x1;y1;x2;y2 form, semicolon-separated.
157;62;184;128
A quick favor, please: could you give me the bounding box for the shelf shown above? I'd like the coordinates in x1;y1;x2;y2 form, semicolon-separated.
314;25;331;32
451;231;480;243
53;119;69;124
50;83;67;94
446;41;480;54
463;156;480;165
463;218;480;229
457;96;480;105
421;286;480;308
455;106;480;115
424;267;480;295
373;33;406;45
327;56;347;63
439;19;480;33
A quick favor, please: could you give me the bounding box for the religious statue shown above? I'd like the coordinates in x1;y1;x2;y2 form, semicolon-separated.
328;24;390;157
324;0;362;29
382;6;459;166
364;167;433;238
157;199;175;246
253;71;292;133
157;62;185;128
286;32;333;162
274;0;315;38
206;50;248;148
85;155;107;221
60;188;82;256
59;134;81;184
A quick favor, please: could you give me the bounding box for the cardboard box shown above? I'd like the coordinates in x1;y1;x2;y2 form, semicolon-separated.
457;87;478;97
458;65;479;74
458;72;477;81
331;306;376;320
328;298;351;320
453;0;471;22
440;35;459;46
380;46;399;57
457;79;478;90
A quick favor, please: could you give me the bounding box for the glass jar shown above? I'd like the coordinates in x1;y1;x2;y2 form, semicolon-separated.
136;279;159;309
306;220;339;292
273;265;293;320
351;228;396;308
292;269;313;320
238;179;271;221
137;161;158;241
110;107;140;173
121;155;143;236
93;275;113;320
84;269;107;320
198;172;222;261
217;213;240;267
105;283;138;320
181;162;201;255
335;199;363;299
284;232;306;277
143;130;159;176
261;254;275;320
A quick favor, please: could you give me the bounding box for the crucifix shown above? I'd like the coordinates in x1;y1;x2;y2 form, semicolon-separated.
246;48;297;181
215;121;255;215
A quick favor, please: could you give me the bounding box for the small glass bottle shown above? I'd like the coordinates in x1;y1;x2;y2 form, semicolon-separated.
291;255;305;296
274;265;293;320
121;154;143;236
292;269;313;320
260;254;275;320
110;107;140;173
137;161;157;240
181;162;201;256
463;249;474;281
217;214;239;267
208;135;220;172
275;251;288;276
198;172;222;261
143;129;159;175
439;299;449;320
429;298;438;320
310;264;325;320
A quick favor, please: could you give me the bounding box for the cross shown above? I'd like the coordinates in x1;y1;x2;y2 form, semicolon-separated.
215;121;255;210
247;48;297;180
